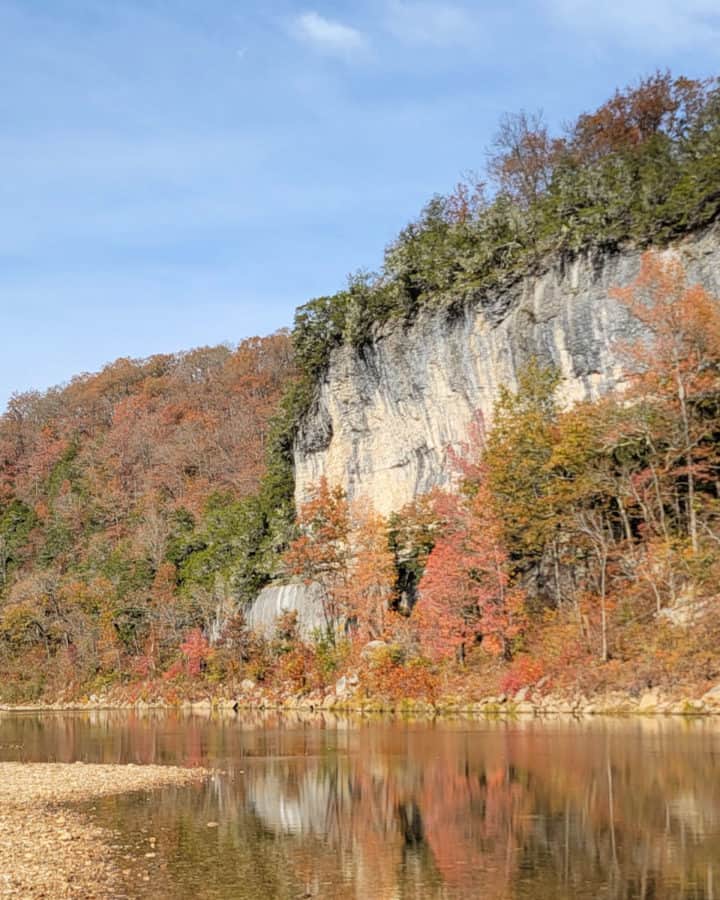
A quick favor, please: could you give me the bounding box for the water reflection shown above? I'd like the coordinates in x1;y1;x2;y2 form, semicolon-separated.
1;711;720;898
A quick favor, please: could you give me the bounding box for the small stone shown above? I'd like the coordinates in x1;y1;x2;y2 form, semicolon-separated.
206;822;219;828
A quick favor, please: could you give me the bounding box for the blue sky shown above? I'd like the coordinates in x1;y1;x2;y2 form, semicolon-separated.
1;0;718;409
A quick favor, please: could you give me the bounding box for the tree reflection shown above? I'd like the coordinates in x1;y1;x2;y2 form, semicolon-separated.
3;712;720;898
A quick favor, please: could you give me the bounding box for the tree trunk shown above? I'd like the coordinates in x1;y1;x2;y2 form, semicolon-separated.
675;361;698;552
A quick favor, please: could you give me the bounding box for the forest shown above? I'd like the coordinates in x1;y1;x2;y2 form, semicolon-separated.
1;71;720;705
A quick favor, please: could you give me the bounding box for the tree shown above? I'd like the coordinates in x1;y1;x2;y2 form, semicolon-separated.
569;71;712;162
444;175;486;224
612;251;720;553
347;508;396;641
483;361;561;572
416;483;526;662
180;628;211;677
284;478;352;637
0;330;296;698
488;110;563;207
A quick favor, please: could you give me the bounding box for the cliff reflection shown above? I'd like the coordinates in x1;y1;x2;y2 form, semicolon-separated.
235;722;720;898
3;712;720;898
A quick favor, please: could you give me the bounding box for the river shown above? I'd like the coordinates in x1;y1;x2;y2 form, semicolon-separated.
1;710;718;899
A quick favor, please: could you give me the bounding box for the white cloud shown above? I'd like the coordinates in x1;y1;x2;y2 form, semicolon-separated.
546;0;720;50
385;1;480;47
292;11;367;56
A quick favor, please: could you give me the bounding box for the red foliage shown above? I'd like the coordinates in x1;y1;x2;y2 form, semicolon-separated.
180;628;211;678
416;481;527;661
500;656;545;696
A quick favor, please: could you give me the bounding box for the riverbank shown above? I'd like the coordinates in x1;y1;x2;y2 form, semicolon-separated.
0;763;208;899
4;680;720;717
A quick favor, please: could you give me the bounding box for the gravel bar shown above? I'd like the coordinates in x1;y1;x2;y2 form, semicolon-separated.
0;762;209;898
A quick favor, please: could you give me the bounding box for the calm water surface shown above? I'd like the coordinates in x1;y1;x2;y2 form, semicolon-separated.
1;710;719;899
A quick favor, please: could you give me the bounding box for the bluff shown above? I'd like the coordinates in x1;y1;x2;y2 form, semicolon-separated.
293;225;720;516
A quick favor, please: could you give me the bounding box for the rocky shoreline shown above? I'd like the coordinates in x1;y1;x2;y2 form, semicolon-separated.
0;763;208;899
5;681;720;718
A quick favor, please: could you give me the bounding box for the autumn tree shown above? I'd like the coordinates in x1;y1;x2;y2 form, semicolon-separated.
612;251;720;553
284;478;352;637
444;175;486;224
180;627;211;677
488;110;563;207
569;71;712;162
417;482;526;662
347;507;396;641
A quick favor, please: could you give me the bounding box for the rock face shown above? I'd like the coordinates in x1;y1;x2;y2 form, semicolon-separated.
246;582;326;639
294;226;720;515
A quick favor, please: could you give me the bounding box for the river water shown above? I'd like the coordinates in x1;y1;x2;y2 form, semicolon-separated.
1;711;719;899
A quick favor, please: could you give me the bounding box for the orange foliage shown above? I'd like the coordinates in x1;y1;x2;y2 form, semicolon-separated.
346;506;396;641
284;478;351;632
570;71;711;161
416;482;526;661
613;250;720;552
361;654;439;703
1;331;293;521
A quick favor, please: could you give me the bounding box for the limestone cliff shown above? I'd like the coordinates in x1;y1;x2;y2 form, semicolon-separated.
294;226;720;516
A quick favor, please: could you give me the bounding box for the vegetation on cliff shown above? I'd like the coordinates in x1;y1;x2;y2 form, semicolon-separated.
294;71;720;378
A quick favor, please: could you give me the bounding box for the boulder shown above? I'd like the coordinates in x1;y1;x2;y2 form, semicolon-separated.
702;683;720;703
246;582;326;640
361;640;388;661
638;689;660;712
